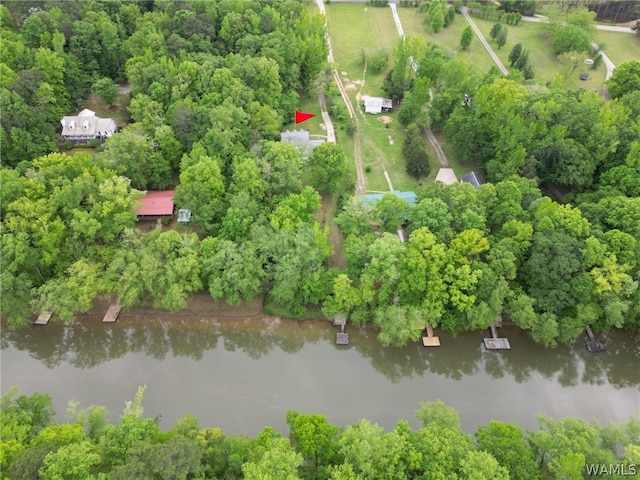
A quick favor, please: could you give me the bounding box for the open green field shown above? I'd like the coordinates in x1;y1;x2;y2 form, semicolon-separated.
396;7;494;73
469;17;607;90
594;30;640;66
326;3;422;193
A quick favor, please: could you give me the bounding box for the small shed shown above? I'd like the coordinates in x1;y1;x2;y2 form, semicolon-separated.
280;129;324;159
363;97;392;114
460;171;484;189
360;191;417;207
435;168;458;185
136;190;176;218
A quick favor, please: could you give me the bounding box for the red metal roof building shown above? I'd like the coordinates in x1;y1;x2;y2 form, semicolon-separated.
137;190;176;217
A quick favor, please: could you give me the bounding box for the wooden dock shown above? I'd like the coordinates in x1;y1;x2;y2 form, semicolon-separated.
333;316;346;327
334;316;349;344
102;304;122;323
34;311;52;325
422;324;440;347
584;325;605;352
483;322;511;350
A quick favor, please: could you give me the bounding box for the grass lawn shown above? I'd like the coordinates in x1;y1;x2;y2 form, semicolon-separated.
80;89;130;127
397;8;495;73
469;17;607;90
326;3;422;193
594;30;640;66
282;93;325;138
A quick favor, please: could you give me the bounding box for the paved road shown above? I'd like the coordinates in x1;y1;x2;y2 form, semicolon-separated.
591;41;616;81
389;3;449;167
314;0;366;195
461;7;509;75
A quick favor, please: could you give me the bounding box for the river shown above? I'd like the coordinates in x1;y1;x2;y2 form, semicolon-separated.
1;299;639;436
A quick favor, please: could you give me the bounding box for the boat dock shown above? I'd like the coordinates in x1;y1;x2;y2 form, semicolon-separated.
422;324;440;347
34;311;53;325
103;304;122;323
483;321;511;350
333;316;349;345
585;325;605;352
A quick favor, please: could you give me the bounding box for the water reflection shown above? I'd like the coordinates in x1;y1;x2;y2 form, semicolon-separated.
2;316;638;389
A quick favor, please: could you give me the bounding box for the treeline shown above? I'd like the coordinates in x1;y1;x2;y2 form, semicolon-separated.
2;387;639;480
1;141;348;326
329;174;640;347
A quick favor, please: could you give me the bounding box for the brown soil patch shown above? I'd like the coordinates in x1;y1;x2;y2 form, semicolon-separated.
378;116;393;124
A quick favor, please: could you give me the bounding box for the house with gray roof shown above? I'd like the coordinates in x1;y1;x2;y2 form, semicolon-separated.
460;171;484;189
280;129;324;159
60;109;117;144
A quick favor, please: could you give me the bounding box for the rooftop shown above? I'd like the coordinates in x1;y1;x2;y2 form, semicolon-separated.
137;190;176;216
435;168;458;185
460;171;484;189
361;191;417;206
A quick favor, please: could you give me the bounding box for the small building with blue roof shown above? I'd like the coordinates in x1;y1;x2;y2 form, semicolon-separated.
360;191;417;207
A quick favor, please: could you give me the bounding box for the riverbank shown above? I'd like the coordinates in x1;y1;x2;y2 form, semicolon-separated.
2;315;638;437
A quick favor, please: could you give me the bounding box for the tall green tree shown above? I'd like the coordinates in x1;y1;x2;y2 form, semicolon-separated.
91;77;118;106
403;123;431;179
460;26;474;50
174;156;226;234
308;143;349;194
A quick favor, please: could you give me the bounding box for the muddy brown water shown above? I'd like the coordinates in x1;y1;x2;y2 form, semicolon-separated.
1;295;639;436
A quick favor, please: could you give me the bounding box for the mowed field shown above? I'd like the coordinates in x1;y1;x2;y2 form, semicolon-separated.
469;17;607;90
396;7;495;73
326;3;422;193
593;30;640;66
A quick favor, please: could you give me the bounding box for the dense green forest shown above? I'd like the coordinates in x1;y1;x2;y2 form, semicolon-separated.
2;387;639;479
1;0;640;348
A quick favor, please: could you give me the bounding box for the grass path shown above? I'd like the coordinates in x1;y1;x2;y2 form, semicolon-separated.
313;0;365;195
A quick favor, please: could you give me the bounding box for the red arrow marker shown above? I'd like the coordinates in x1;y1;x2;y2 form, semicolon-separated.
295;110;315;124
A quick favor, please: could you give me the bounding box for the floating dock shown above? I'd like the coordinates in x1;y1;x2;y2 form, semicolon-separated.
422;324;440;347
483;322;511;350
584;325;605;352
102;304;122;323
34;311;53;325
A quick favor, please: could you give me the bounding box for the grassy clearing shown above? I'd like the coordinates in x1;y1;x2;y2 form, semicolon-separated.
81;90;130;127
469;17;607;90
282;93;325;137
397;8;494;73
594;30;640;66
326;3;422;193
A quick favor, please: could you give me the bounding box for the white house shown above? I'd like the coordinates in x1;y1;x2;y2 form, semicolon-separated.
363;96;392;114
60;109;117;144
